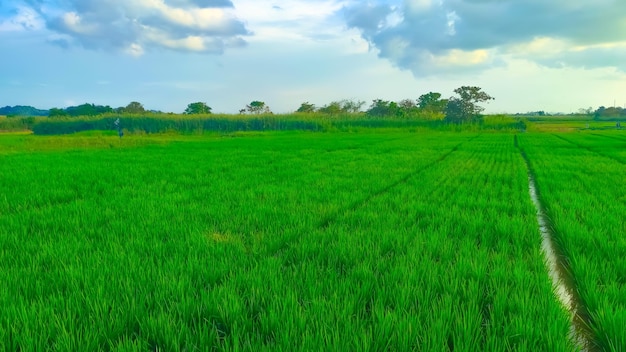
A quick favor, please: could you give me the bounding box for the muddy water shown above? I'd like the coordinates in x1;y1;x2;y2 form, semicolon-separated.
524;159;592;351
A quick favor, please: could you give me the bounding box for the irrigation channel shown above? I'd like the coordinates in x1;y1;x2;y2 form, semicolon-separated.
516;136;594;350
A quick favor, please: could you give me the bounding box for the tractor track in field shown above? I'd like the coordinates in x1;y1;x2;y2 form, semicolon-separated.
515;134;596;351
589;133;626;142
553;134;626;165
268;134;481;260
206;134;481;320
317;134;480;230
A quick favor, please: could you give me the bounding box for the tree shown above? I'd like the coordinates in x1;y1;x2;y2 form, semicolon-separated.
48;108;68;117
318;99;365;114
318;101;343;115
122;101;145;114
418;92;447;113
366;99;402;117
296;102;316;113
398;99;417;110
185;102;212;114
0;105;48;117
246;101;271;114
64;103;113;116
340;99;366;113
444;86;494;123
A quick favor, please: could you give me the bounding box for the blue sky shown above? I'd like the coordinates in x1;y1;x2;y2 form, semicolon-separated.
1;0;625;114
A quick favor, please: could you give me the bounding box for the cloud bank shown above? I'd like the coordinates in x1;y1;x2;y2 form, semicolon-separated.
344;0;626;75
15;0;250;55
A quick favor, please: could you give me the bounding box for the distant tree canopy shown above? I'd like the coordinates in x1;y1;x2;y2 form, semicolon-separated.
398;99;417;111
184;102;212;114
119;101;146;114
296;102;316;113
48;104;113;118
48;108;69;117
418;92;448;114
318;99;365;114
0;105;49;117
594;106;625;119
246;101;272;114
444;86;494;123
364;94;447;118
66;104;113;116
1;86;507;122
366;99;402;117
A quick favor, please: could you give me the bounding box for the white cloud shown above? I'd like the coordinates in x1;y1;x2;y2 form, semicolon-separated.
0;6;44;32
232;0;348;42
19;0;249;55
434;48;491;66
60;11;98;34
445;11;459;36
344;0;626;75
508;37;570;58
125;43;145;57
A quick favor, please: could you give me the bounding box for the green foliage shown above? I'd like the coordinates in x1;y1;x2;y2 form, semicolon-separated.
0;115;42;131
445;98;474;123
246;101;271;114
184;102;212;115
318;101;343;115
594;106;625;120
46;104;114;118
417;92;448;113
340;99;366;113
482;114;526;131
366;99;402;117
31;115;323;135
296;102;316;113
48;108;68;117
365;99;434;118
445;86;494;124
29;112;525;136
318;99;365;115
120;101;146;114
397;98;418;112
0;105;48;117
364;94;449;119
65;103;114;117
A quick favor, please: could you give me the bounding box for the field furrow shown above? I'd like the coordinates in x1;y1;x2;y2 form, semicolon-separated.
519;132;626;351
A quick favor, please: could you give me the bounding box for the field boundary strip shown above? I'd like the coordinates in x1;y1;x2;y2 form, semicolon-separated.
515;134;596;351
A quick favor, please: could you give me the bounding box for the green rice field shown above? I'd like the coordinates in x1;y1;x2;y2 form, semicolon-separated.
1;126;624;351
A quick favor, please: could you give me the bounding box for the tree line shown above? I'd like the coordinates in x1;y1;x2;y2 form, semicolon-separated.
48;101;150;117
4;86;498;123
594;106;626;119
180;86;496;124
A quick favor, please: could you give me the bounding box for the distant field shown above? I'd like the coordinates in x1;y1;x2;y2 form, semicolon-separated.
1;128;624;350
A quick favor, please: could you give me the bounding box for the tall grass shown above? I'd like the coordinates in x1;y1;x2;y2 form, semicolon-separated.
24;113;526;135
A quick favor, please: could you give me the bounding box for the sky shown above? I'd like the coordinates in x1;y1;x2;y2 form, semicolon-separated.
1;0;625;114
